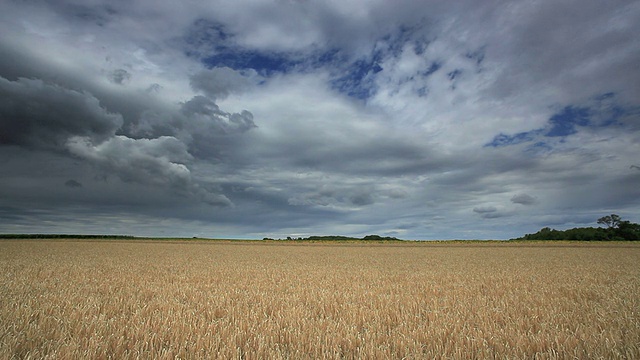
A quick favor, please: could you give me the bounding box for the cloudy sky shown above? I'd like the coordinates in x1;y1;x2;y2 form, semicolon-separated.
1;0;639;239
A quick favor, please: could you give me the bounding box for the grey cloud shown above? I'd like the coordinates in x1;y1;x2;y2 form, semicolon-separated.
180;18;230;59
0;41;165;132
472;205;515;220
46;2;119;26
0;72;235;208
66;135;231;206
552;172;640;211
181;96;256;134
386;188;409;199
66;136;193;188
181;95;225;117
488;1;640;103
0;77;123;149
511;193;536;205
473;206;497;214
255;121;450;177
109;69;131;85
0;39;251;210
0;147;224;218
181;96;257;135
473;206;510;219
350;192;375;206
65;179;83;188
131;95;256;160
190;67;252;100
288;185;377;208
146;83;162;93
1;0;639;239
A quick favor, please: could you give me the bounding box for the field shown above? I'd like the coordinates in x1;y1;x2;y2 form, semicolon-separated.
1;240;639;359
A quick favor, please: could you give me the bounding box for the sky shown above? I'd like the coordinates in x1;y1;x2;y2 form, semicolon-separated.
1;0;639;240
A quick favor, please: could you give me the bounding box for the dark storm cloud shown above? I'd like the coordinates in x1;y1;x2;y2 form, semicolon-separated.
66;135;232;206
64;179;83;188
0;73;234;206
0;77;122;149
0;44;250;212
0;40;176;138
66;136;192;187
130;95;256;161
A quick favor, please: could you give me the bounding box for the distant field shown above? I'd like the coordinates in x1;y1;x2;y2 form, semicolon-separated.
1;240;639;359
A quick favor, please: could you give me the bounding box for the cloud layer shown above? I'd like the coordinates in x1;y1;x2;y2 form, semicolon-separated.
0;0;639;239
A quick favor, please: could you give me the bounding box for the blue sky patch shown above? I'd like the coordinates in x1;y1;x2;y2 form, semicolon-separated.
546;106;591;137
190;21;438;101
422;62;441;77
487;93;636;149
204;50;301;75
487;105;594;148
486;130;541;148
331;65;377;99
185;18;300;75
330;55;384;100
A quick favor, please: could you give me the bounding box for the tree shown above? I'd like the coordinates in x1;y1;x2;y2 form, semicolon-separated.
597;214;621;229
515;214;639;241
615;221;640;240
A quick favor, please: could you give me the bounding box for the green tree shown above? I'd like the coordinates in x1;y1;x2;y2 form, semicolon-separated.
615;221;640;240
597;214;621;228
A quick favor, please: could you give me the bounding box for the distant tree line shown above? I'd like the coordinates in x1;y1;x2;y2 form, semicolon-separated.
263;235;401;241
515;214;640;241
0;234;136;239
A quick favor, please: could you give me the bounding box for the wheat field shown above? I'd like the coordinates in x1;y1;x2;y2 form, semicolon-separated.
1;240;639;359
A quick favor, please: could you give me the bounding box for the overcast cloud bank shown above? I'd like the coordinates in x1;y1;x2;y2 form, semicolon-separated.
0;0;638;239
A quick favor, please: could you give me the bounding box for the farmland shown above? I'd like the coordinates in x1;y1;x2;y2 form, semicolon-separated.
1;240;639;359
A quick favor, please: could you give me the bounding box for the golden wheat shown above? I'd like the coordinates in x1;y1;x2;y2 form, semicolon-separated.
1;240;639;359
